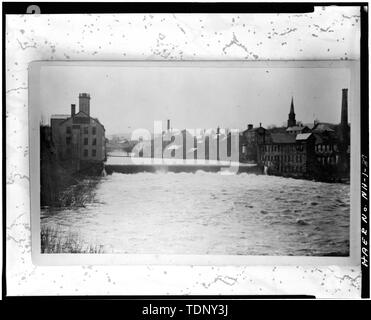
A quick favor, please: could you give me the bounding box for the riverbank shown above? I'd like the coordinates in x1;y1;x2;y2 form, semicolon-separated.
41;226;106;253
41;125;105;206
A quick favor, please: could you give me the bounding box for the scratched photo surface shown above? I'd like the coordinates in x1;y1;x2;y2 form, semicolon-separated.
36;62;352;256
7;5;363;297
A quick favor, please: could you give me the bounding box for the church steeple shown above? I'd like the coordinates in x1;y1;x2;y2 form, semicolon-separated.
287;97;296;127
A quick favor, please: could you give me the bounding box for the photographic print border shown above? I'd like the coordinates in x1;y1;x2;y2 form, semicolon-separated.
3;1;368;299
29;59;360;267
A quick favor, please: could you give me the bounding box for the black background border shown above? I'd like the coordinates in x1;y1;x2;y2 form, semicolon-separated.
2;1;369;305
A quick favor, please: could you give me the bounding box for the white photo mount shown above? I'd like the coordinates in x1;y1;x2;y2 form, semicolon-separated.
29;60;360;266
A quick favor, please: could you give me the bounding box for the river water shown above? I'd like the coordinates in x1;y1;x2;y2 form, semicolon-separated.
41;172;350;256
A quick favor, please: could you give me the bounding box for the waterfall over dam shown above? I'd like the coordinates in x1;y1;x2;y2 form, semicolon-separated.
104;155;261;174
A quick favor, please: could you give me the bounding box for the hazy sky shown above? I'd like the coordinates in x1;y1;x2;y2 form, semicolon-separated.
38;64;351;135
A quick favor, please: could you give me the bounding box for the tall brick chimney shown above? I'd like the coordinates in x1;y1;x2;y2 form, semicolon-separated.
79;93;90;116
71;104;76;116
167;119;170;131
338;88;350;174
341;88;348;126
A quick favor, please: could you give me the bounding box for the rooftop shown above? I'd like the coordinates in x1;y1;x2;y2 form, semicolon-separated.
51;114;70;119
312;123;335;132
244;126;266;133
271;133;296;144
79;93;90;98
296;133;312;141
286;125;309;131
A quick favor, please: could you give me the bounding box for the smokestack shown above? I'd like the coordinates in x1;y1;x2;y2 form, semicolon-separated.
339;88;350;173
79;93;91;116
341;88;348;126
71;104;76;116
167;119;170;131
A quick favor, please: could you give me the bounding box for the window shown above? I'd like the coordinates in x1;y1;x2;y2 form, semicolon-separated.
84;126;89;134
73;117;89;124
92;127;97;135
66;126;71;134
83;149;88;157
92;149;96;157
84;138;88;145
92;138;97;146
66;137;71;145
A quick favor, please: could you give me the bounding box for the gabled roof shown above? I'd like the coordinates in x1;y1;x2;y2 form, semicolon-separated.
270;133;296;144
267;126;287;134
286;125;309;131
312;123;335;132
51;114;70;119
243;126;266;134
58;110;105;130
296;133;312;141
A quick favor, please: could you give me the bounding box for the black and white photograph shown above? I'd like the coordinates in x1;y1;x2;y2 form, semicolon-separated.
31;61;356;258
3;0;368;300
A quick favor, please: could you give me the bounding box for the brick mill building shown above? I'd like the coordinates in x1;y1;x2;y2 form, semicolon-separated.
240;89;350;180
258;132;316;176
50;93;106;172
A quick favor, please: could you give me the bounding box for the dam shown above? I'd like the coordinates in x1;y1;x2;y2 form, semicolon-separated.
104;155;261;174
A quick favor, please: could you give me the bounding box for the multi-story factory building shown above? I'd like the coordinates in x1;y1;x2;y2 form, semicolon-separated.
239;124;267;163
258;132;316;176
241;89;350;181
50;93;106;172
